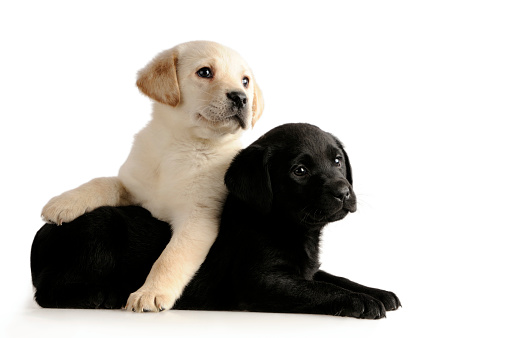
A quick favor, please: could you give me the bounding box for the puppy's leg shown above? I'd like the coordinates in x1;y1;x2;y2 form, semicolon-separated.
42;177;132;225
124;215;218;312
314;270;401;311
245;276;386;319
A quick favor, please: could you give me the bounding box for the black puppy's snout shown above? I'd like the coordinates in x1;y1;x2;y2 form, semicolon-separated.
334;186;351;201
227;91;247;109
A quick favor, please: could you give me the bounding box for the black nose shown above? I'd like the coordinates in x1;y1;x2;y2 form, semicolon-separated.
227;91;247;109
334;186;351;201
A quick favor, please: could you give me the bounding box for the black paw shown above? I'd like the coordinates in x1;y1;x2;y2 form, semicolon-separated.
335;293;386;320
366;289;401;311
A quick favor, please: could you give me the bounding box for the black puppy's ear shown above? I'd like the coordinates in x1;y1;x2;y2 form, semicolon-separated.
334;137;353;185
225;144;272;213
342;148;353;185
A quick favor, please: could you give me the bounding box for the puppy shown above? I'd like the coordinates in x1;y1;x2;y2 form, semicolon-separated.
40;41;264;312
32;123;401;319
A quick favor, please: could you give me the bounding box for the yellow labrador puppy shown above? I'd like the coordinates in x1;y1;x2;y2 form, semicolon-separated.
41;41;264;312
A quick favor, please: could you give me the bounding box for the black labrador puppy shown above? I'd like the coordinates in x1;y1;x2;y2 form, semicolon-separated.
31;123;400;319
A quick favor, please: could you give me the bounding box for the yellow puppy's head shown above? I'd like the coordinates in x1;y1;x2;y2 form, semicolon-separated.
136;41;264;136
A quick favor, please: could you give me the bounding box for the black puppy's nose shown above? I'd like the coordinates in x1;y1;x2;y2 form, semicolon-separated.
334;186;351;201
227;91;247;109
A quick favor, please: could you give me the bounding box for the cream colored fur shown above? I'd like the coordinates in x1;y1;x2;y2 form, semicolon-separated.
41;41;264;312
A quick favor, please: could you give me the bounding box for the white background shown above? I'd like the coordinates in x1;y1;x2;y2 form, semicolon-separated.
1;1;508;337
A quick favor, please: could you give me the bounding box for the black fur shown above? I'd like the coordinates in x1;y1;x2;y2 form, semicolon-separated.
31;123;400;319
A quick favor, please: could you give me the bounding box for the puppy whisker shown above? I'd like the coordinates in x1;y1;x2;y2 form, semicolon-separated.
353;194;373;211
299;205;319;224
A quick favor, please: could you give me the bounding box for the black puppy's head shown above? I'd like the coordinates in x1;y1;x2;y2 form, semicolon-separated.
225;123;356;227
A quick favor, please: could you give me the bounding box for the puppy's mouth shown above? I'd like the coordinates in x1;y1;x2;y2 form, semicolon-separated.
328;208;352;221
233;114;247;129
197;111;247;130
305;210;348;225
300;203;356;226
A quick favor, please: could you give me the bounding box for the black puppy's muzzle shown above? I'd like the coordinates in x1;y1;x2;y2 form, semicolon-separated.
300;180;357;226
227;91;248;129
327;180;357;214
333;185;351;202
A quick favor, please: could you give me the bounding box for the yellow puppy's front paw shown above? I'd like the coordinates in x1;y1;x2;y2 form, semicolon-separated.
125;287;176;313
41;194;88;225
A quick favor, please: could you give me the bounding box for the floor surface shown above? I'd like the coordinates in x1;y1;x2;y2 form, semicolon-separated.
5;296;406;338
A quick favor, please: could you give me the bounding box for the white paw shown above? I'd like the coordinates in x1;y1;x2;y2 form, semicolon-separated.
41;193;89;225
124;287;176;313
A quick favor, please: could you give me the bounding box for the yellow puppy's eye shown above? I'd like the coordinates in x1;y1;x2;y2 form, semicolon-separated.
242;77;249;88
197;67;213;78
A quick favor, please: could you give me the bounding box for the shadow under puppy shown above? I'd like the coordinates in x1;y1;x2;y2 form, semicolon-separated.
31;123;401;319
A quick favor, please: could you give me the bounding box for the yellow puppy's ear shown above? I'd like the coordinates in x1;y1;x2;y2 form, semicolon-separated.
251;81;264;127
136;48;180;107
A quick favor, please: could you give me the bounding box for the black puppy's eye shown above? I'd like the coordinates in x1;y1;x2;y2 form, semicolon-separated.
242;77;249;88
197;67;213;78
293;166;308;177
334;157;342;167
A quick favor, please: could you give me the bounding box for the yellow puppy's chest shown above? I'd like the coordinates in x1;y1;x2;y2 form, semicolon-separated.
158;148;225;192
145;146;236;223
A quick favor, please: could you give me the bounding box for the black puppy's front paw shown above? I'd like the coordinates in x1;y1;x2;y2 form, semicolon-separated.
365;289;401;311
335;293;386;320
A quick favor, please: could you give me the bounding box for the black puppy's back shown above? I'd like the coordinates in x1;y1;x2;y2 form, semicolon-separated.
31;201;248;311
31;206;171;309
31;200;319;311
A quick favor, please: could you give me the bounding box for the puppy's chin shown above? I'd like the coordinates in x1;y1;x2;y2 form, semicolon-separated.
298;208;352;227
327;209;351;222
195;114;249;134
327;201;357;222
